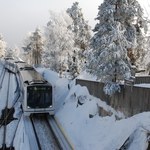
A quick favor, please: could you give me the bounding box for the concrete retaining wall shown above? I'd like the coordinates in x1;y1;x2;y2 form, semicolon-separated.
76;79;150;117
135;76;150;84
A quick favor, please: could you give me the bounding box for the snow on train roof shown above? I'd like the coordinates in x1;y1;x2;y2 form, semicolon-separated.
20;69;51;85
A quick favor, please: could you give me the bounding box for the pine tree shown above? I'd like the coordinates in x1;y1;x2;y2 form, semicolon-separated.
0;34;6;58
143;36;150;72
67;49;80;79
113;0;148;67
86;0;132;95
67;2;91;71
22;28;44;66
67;2;91;50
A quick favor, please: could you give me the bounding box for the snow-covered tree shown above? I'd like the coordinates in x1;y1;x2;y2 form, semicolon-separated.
86;0;133;95
22;32;32;63
67;49;80;79
67;2;91;70
43;11;75;75
112;0;148;67
143;35;150;72
5;46;21;60
22;28;44;66
5;48;14;57
0;34;6;58
13;46;21;59
67;2;91;50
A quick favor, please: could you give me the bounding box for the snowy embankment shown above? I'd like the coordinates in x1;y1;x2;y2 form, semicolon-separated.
134;84;150;88
37;68;150;150
0;62;28;150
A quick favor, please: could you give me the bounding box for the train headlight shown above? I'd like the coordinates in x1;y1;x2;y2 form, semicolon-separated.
27;106;31;109
49;105;52;108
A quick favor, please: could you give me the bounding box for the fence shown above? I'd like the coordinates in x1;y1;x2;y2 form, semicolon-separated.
76;78;150;117
135;76;150;84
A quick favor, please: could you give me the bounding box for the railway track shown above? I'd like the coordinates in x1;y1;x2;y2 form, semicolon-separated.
0;64;5;89
2;70;11;149
0;61;23;150
30;114;61;150
48;116;73;150
0;60;72;150
24;114;72;150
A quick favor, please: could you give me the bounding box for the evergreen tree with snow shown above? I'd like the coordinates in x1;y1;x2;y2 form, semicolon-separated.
22;28;44;66
43;11;75;75
13;46;21;59
67;49;80;79
67;2;91;70
111;0;148;68
143;35;150;72
87;0;133;95
0;34;6;58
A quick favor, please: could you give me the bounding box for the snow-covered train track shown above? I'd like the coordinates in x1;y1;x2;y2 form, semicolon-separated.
0;61;22;150
47;116;73;150
30;114;61;150
24;114;72;150
0;64;6;89
0;70;11;149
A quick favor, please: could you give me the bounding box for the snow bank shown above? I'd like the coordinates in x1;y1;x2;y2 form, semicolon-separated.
37;68;150;150
134;84;150;88
55;83;150;150
77;71;98;81
13;117;30;150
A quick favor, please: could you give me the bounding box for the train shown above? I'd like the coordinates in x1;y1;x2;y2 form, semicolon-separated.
15;60;55;116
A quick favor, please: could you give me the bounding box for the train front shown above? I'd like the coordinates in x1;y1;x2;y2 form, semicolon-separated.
24;83;55;116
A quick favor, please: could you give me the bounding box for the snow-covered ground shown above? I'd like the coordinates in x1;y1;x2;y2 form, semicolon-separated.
1;62;150;150
134;84;150;88
36;68;150;150
0;62;23;149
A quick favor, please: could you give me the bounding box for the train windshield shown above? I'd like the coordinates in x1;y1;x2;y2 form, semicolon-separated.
27;86;52;108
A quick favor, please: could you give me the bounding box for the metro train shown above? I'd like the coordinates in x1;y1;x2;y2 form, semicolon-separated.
16;61;55;116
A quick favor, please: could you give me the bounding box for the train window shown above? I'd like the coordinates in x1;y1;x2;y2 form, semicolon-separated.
27;86;52;108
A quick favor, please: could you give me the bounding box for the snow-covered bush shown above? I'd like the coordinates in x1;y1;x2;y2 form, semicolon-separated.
103;82;121;96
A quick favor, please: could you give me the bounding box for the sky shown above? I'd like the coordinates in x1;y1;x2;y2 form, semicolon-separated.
0;0;149;48
0;0;101;48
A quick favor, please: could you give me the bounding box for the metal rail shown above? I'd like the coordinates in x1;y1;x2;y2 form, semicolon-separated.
1;70;11;149
8;69;23;149
30;116;42;150
0;65;6;89
29;114;60;150
48;116;73;150
23;116;39;150
0;62;23;150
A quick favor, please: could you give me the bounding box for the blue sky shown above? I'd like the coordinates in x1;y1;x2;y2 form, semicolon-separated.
0;0;149;48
